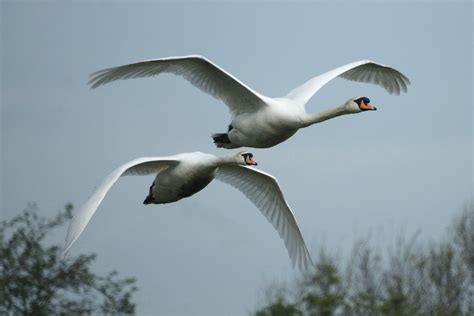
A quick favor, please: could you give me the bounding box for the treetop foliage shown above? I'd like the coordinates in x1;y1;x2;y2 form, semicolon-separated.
0;203;138;315
255;204;474;316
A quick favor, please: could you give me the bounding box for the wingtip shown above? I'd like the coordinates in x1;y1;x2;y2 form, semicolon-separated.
403;76;411;86
87;77;100;89
61;248;70;261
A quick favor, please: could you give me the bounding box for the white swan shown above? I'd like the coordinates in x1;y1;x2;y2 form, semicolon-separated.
89;55;410;148
63;152;312;270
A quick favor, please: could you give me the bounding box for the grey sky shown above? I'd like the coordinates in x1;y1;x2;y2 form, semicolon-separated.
2;1;472;315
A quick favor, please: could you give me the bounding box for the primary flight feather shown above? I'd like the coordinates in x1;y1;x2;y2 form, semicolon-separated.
63;152;312;270
89;55;409;148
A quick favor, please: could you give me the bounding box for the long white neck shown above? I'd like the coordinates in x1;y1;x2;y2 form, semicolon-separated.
214;154;243;167
301;103;354;127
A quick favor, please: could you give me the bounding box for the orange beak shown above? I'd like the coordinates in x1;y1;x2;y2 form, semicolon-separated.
361;100;377;111
245;155;258;166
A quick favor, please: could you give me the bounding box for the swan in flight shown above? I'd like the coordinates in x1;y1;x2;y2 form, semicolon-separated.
89;55;410;148
63;152;312;270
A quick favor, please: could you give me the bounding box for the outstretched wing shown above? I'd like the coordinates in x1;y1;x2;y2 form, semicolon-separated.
63;157;179;259
286;60;410;104
89;55;267;116
215;165;313;270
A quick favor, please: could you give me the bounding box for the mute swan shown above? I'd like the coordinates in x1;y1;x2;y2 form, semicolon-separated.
63;152;312;270
89;55;410;148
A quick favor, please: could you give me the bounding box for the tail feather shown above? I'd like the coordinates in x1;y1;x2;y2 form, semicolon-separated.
211;133;239;149
212;133;230;144
143;195;154;205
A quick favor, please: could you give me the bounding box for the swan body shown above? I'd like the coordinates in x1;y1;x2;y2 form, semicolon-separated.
89;55;410;148
144;152;217;204
63;152;312;270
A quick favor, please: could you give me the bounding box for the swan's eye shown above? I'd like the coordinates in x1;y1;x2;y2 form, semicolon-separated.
355;97;370;105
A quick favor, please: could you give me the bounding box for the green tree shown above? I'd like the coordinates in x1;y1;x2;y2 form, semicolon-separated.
346;242;382;315
0;203;138;315
255;296;303;316
254;204;474;316
379;274;408;315
302;252;345;316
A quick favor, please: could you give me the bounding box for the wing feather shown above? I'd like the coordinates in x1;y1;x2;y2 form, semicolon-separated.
89;55;266;116
215;165;313;270
63;157;178;259
286;60;410;104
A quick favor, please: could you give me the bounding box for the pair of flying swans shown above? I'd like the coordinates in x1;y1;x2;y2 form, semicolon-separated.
64;56;409;269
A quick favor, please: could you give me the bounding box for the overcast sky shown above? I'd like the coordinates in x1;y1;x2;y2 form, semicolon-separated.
2;1;472;315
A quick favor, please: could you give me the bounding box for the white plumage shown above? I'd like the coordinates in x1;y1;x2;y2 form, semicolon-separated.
63;152;312;270
89;55;409;148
